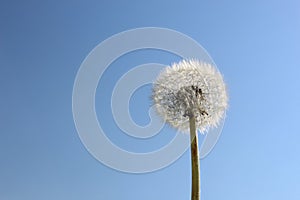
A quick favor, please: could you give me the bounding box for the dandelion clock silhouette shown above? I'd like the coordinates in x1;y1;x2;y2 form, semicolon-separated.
152;59;228;200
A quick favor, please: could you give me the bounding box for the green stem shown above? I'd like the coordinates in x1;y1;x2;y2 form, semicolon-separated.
189;116;200;200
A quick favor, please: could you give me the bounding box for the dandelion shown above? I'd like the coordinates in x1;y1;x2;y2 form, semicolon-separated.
152;59;228;200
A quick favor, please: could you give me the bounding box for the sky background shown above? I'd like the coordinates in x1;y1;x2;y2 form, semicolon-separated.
1;0;300;199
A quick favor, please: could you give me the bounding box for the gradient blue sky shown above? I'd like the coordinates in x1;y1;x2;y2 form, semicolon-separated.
1;0;300;199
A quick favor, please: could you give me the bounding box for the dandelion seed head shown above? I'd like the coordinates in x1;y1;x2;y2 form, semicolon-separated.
152;59;228;133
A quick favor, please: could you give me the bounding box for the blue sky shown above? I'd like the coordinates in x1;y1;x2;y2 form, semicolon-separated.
1;0;300;199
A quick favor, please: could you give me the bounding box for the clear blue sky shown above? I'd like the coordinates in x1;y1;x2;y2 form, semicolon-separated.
1;0;300;199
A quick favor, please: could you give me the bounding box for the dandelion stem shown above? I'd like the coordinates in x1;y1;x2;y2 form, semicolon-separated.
190;116;200;200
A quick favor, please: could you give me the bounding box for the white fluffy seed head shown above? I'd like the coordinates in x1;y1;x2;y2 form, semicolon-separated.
152;59;228;133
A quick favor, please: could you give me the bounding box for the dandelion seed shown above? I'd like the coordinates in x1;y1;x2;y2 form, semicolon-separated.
152;59;228;133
